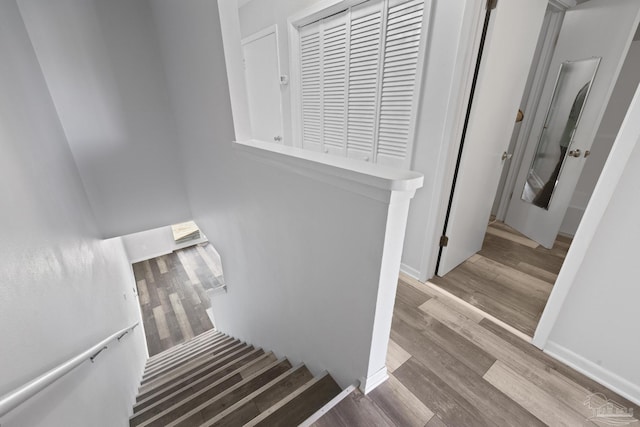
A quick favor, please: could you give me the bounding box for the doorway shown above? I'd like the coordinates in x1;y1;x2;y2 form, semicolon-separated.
432;221;569;336
431;0;640;337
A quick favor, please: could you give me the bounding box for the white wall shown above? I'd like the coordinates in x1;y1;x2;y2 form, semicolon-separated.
122;225;208;263
544;86;640;404
560;41;640;235
0;1;147;425
17;0;191;238
149;0;419;390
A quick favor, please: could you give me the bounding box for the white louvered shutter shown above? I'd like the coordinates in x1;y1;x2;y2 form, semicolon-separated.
376;0;425;168
298;0;426;168
300;21;322;151
322;12;348;155
346;1;384;161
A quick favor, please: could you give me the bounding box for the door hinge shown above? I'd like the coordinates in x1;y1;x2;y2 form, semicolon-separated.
439;235;449;247
487;0;497;10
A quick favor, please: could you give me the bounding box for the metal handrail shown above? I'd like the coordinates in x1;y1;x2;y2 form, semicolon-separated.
0;322;139;417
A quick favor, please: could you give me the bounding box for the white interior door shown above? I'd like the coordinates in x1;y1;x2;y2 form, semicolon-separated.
437;0;547;276
505;0;640;249
242;27;284;143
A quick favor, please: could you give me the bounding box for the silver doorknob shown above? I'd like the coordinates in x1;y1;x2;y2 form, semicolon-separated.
568;149;581;157
501;152;513;161
273;136;282;142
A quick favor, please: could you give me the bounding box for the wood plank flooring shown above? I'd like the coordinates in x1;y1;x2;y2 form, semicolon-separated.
314;275;640;427
431;221;568;336
133;243;225;356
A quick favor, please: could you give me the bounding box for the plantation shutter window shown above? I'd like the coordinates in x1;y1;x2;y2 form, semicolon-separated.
300;21;322;151
346;1;383;161
298;0;426;169
322;12;349;156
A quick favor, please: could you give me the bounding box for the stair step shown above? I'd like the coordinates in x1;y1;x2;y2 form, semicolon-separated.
244;373;342;427
138;342;249;397
131;353;279;427
166;358;293;427
200;364;314;427
141;338;241;386
145;333;229;373
147;328;218;362
300;382;358;427
142;336;235;381
144;333;231;377
146;329;220;367
134;347;263;413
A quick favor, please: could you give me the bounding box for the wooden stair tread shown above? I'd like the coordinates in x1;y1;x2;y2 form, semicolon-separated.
244;373;341;427
309;388;396;427
142;337;238;383
145;329;221;366
132;331;343;427
144;335;231;375
139;342;247;394
135;346;258;406
200;364;314;427
131;353;278;427
133;348;264;416
167;358;293;427
143;335;234;379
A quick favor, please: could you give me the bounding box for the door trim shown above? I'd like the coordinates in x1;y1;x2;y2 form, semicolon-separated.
413;0;486;281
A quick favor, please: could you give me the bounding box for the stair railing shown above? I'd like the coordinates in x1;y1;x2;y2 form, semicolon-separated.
0;322;139;418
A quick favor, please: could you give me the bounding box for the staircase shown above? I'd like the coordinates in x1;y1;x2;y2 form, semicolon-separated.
130;329;342;426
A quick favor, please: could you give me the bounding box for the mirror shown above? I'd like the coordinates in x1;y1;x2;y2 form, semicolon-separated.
521;57;600;209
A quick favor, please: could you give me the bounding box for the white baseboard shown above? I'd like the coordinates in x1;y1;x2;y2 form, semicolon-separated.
359;366;388;394
545;341;640;406
400;263;421;280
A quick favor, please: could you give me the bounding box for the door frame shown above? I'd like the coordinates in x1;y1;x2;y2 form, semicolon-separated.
434;0;549;276
416;0;488;280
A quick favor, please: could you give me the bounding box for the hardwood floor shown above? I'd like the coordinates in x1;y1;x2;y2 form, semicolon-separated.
133;243;224;356
431;221;569;336
314;275;640;426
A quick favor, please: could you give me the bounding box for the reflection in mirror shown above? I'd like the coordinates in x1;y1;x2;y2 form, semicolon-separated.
521;57;600;210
